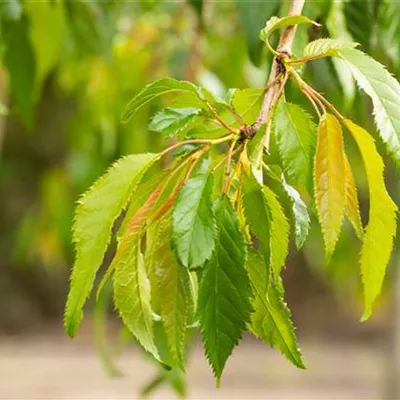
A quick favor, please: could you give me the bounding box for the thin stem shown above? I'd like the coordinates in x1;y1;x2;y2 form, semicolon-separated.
252;0;306;142
159;134;235;158
287;53;330;65
223;139;238;194
205;102;240;134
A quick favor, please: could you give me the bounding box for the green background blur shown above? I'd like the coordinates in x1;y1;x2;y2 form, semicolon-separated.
0;1;399;398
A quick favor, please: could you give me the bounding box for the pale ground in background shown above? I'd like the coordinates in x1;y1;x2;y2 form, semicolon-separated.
0;327;385;400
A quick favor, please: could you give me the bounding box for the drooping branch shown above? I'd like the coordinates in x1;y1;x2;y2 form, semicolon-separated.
251;0;306;138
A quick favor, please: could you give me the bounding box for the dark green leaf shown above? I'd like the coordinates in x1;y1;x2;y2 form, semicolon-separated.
198;196;252;383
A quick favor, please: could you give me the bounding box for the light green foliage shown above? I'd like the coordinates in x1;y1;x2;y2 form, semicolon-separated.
198;196;252;383
155;219;190;369
303;38;358;58
121;78;198;123
149;108;202;137
338;48;400;170
172;168;216;269
231;88;264;124
345;120;397;320
263;187;290;278
64;153;159;337
274;101;316;189
260;15;318;45
282;179;310;249
60;5;400;392
247;251;304;368
114;243;161;362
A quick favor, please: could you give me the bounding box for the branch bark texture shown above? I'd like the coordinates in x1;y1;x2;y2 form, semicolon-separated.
252;0;306;137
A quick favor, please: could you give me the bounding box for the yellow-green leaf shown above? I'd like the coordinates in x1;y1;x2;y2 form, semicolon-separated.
344;119;397;320
344;155;363;239
263;187;290;278
314;114;346;259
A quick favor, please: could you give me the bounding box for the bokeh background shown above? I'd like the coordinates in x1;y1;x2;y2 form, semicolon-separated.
0;0;400;398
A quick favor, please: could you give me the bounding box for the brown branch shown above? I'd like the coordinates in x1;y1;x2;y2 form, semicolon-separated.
251;0;306;139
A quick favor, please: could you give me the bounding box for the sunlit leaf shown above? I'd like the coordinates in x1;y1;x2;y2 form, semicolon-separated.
338;48;400;171
263;187;290;278
345;119;397;320
314;114;346;259
344;155;363;239
64;153;159;337
303;38;358;58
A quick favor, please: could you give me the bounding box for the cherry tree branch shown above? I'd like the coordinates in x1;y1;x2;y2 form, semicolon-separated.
251;0;306;142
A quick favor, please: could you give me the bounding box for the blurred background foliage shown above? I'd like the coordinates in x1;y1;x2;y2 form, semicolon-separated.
0;0;399;377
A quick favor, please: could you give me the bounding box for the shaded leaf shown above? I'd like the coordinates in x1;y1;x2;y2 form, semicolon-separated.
242;171;271;280
64;153;159;337
274;101;316;190
282;179;310;249
345;119;397;320
231;88;264;124
314;114;346;259
172;168;216;269
246;251;305;369
198;196;252;383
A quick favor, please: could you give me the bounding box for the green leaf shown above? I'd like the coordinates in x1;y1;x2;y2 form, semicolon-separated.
155;219;190;370
246;251;305;369
149;107;202;137
263;187;290;278
282;179;310;249
64;153;159;337
337;47;400;171
114;242;161;362
242;172;271;280
303;38;358;58
314;114;346;260
235;0;279;65
231;88;264;124
260;15;318;45
198;196;252;383
172;168;216;269
3;16;36;125
121;78;198;123
274;101;316;189
344;155;363;240
344;119;397;320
